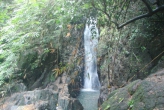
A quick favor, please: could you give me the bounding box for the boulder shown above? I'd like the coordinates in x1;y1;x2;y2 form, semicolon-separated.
0;82;27;98
101;69;164;110
57;97;83;110
0;89;58;110
57;77;83;110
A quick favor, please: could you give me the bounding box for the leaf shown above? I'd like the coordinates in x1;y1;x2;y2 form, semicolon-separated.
67;24;71;30
104;105;110;110
49;49;55;53
46;19;55;24
82;4;91;9
119;98;124;103
66;32;71;37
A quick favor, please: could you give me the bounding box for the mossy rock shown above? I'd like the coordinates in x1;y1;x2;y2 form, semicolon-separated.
101;75;164;110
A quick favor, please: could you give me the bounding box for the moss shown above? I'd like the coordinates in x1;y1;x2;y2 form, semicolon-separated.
130;81;157;110
102;88;129;110
127;80;141;95
131;83;145;105
101;80;155;110
107;90;118;99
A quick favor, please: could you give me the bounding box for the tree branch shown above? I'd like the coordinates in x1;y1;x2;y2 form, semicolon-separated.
92;0;164;29
91;1;104;13
102;0;107;12
142;0;152;12
117;5;164;29
91;0;111;23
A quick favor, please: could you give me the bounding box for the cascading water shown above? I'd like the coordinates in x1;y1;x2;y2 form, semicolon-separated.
78;17;100;110
83;17;100;90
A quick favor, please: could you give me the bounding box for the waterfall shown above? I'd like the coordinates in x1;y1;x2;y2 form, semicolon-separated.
78;17;100;110
83;17;100;90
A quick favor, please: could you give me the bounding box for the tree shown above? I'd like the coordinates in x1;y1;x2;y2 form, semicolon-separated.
91;0;164;29
0;0;92;86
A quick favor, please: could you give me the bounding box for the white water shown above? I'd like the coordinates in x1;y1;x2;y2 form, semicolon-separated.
83;17;100;90
78;17;100;110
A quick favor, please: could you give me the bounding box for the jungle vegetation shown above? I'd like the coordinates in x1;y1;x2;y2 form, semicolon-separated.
0;0;164;88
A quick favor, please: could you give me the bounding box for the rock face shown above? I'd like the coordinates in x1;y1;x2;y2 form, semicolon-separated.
0;73;83;110
101;69;164;110
0;89;58;110
55;73;83;110
57;97;83;110
0;25;85;110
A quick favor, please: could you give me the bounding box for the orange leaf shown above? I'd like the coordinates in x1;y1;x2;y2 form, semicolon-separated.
49;49;55;53
67;24;72;30
66;32;71;37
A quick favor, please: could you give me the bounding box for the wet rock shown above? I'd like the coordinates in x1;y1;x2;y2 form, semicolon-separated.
57;77;83;110
57;97;83;110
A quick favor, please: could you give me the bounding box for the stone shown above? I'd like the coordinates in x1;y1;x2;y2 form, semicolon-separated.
101;69;164;110
0;89;58;110
57;84;83;110
57;97;83;110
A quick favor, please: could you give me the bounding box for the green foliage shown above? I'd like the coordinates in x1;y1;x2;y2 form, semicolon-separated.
141;46;146;52
104;105;110;110
128;99;134;108
0;0;81;86
0;0;93;86
96;0;164;85
0;1;10;25
0;0;162;89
